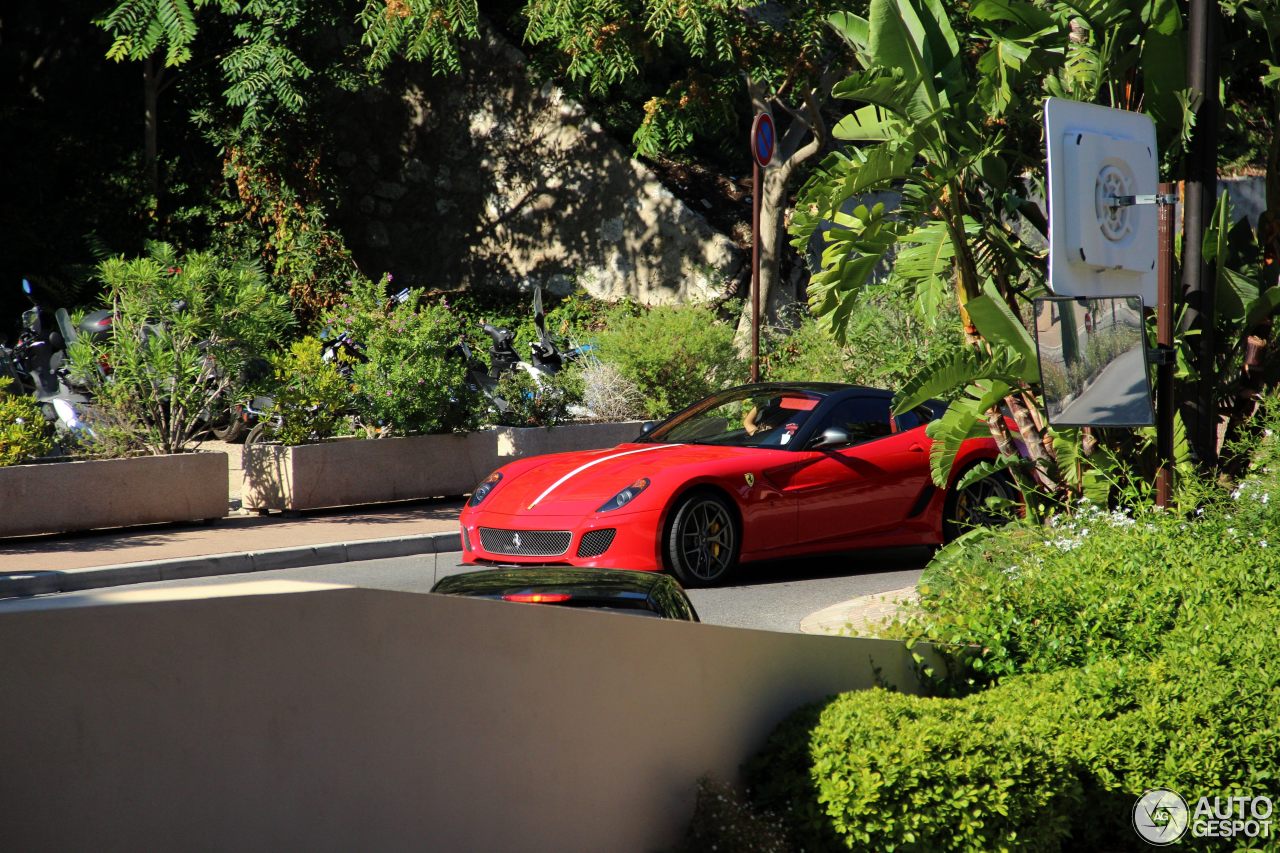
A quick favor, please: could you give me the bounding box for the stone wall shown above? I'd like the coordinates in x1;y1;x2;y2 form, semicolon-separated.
329;24;743;304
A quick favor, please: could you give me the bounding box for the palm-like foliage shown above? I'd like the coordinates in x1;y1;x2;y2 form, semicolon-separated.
799;0;1199;502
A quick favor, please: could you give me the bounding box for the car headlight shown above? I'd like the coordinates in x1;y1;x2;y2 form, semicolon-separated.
597;478;650;513
468;471;502;507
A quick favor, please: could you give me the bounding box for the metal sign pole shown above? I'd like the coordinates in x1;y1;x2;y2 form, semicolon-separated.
751;158;761;382
1156;182;1177;507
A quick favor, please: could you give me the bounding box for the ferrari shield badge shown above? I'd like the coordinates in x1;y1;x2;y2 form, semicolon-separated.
744;473;755;487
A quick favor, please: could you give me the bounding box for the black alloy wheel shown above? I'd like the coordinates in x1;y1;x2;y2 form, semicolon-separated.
944;470;1019;541
666;491;740;587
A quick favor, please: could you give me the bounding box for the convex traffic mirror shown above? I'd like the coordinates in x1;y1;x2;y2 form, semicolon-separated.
1033;296;1154;427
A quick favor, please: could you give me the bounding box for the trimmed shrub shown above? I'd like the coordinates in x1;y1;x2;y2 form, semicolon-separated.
0;393;54;465
749;618;1280;852
322;276;479;436
741;404;1280;851
747;672;1106;852
262;337;356;445
596;303;745;419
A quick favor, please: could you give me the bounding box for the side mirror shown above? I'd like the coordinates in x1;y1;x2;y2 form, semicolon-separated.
809;427;850;450
640;421;656;435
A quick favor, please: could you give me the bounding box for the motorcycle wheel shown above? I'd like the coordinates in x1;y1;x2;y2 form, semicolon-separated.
244;422;270;447
209;408;247;443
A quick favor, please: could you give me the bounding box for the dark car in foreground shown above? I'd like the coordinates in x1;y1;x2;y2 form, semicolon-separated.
430;567;700;621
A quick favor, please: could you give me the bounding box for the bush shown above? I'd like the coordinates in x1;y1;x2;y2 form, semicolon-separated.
596;303;744;419
893;490;1280;684
740;402;1280;851
324;276;478;436
747;673;1098;853
764;288;965;392
579;360;646;421
261;337;356;445
749;604;1280;852
491;367;583;428
0;393;54;465
70;242;294;455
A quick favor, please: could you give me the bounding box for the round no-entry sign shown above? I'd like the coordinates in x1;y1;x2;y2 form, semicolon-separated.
751;112;776;168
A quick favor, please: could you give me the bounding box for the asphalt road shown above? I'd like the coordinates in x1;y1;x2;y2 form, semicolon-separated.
75;547;932;633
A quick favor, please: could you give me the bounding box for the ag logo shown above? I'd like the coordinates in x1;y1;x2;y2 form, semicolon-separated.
1133;788;1189;845
744;473;755;487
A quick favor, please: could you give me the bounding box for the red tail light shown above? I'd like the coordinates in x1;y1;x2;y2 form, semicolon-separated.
502;593;571;604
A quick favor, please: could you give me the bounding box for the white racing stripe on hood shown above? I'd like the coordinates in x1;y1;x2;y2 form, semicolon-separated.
528;444;676;509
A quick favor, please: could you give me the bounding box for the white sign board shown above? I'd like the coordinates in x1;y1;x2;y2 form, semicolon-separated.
1045;97;1159;307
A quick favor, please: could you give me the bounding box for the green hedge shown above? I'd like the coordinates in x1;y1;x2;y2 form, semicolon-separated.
738;411;1280;851
595;303;745;419
748;602;1280;851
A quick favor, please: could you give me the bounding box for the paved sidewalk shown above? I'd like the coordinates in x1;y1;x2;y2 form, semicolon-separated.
0;500;464;598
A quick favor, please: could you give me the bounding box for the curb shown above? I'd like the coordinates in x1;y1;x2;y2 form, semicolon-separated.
0;531;462;600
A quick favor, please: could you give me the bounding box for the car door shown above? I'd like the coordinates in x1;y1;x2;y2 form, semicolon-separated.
785;395;933;545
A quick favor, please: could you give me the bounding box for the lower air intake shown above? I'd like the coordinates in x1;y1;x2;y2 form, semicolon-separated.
576;528;617;558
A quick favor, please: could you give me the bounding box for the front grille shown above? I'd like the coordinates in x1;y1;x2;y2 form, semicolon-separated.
479;527;572;557
576;528;617;558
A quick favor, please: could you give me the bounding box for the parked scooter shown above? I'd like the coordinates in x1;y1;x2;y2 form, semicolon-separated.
3;279;108;438
238;287;411;444
456;285;591;414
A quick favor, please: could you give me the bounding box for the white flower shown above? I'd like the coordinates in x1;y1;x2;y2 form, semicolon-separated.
1261;541;1269;548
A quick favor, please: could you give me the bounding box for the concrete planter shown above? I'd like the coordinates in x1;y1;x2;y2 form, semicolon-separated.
0;452;228;538
495;420;645;459
242;421;646;512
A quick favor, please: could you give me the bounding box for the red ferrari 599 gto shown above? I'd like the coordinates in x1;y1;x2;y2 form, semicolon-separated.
459;382;1016;586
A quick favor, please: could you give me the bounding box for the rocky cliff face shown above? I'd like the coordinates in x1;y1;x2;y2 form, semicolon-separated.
330;24;743;304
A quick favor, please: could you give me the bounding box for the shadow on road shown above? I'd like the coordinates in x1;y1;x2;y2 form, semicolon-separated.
722;545;935;588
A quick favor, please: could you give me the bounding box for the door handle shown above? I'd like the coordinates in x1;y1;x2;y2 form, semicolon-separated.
908;443;924;452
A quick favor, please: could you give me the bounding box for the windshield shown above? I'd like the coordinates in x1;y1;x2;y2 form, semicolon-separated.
642;386;827;448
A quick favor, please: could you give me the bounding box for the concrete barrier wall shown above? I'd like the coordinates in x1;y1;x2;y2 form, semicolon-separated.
0;584;929;852
0;452;227;537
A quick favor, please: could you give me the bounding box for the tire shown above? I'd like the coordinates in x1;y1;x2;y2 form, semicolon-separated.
665;491;740;587
244;422;270;447
209;408;247;443
943;469;1019;542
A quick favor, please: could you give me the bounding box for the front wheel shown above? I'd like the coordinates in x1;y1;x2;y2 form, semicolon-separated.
666;491;740;587
243;421;271;447
943;470;1019;542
